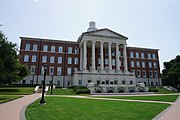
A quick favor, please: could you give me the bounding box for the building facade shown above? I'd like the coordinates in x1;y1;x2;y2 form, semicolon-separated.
19;22;161;88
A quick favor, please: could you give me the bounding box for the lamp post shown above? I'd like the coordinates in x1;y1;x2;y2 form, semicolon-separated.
50;75;54;95
40;64;48;105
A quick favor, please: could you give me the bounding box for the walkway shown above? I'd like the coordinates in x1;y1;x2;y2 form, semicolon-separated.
0;93;41;120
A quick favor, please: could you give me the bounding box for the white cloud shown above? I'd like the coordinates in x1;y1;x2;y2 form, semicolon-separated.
34;0;39;2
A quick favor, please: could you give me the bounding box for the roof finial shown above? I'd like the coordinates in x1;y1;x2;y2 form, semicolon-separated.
87;21;97;32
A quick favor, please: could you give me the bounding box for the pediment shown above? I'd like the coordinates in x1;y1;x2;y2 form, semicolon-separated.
86;28;128;40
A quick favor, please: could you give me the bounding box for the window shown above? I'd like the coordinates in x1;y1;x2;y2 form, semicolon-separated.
136;52;139;58
149;62;152;68
118;51;121;57
142;62;145;68
78;80;82;85
142;70;146;77
57;81;60;85
75;47;79;54
51;46;55;52
153;62;157;68
57;67;62;75
148;53;151;59
49;67;54;75
137;61;140;68
43;45;48;52
112;51;115;56
154;71;158;78
31;55;36;62
106;80;109;84
98;58;101;64
114;80;118;84
105;59;108;65
25;43;30;50
122;81;125;84
137;70;141;77
58;46;63;53
130;52;134;58
88;80;92;83
42;55;47;63
30;66;36;74
24;55;29;62
67;68;72;76
149;71;153;78
58;57;62;64
50;56;55;63
112;59;115;66
68;47;72;54
33;44;37;51
131;61;134;67
130;81;133;84
152;54;156;59
68;57;72;64
141;53;144;58
74;58;78;64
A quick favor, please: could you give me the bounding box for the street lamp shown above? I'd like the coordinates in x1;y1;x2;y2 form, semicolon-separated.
50;75;54;94
40;64;48;105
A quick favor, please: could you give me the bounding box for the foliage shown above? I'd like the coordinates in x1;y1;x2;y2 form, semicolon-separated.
0;87;34;95
0;95;22;103
73;86;90;94
0;31;29;85
162;55;180;87
94;95;179;102
148;86;159;92
26;97;169;120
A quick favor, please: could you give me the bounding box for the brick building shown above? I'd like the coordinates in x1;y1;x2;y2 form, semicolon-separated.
19;22;161;89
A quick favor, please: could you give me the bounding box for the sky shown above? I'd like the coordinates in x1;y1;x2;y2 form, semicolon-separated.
0;0;180;71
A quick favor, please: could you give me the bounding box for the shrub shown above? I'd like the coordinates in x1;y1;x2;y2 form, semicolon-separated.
148;87;159;92
74;86;90;94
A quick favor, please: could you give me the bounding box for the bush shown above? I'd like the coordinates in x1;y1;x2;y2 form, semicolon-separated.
74;86;90;94
148;87;159;92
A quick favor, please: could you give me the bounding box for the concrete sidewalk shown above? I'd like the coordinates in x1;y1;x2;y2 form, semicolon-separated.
153;95;180;120
0;93;41;120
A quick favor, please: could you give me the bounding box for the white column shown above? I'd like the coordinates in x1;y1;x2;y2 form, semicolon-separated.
80;46;83;70
116;43;120;71
100;41;104;71
108;42;112;71
83;41;87;70
92;41;96;70
123;44;128;72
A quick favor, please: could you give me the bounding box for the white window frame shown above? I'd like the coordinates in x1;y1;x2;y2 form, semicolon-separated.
149;62;152;68
131;61;134;67
57;67;62;75
58;46;63;53
30;66;36;74
24;55;29;62
142;62;145;68
67;67;72;76
42;55;47;63
149;71;153;78
31;55;36;62
142;70;146;78
148;53;151;59
50;56;55;63
68;47;72;54
32;44;37;51
153;62;157;68
25;43;30;50
51;46;55;52
137;70;141;77
130;52;134;58
74;47;79;54
141;53;144;58
136;52;139;58
68;57;72;64
154;71;158;78
74;58;78;64
43;45;48;52
58;57;62;64
136;61;140;68
49;67;54;75
152;54;156;59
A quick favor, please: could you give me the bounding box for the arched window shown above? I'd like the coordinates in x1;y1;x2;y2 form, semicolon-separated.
74;47;79;54
68;47;72;54
33;44;37;51
51;46;55;52
43;45;48;52
25;43;30;50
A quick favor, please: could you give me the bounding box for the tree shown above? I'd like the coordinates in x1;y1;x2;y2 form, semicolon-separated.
0;31;29;85
162;55;180;88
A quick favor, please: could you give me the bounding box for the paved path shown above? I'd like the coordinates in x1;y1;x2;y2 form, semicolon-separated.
0;93;41;120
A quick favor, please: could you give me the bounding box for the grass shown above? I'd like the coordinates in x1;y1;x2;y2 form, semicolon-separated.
94;95;179;102
26;97;170;120
0;95;22;103
156;87;175;94
47;88;76;95
0;87;34;95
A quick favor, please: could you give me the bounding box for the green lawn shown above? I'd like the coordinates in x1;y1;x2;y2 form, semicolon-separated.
47;88;76;95
26;97;169;120
0;95;22;103
0;87;34;95
94;95;179;102
157;87;176;94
